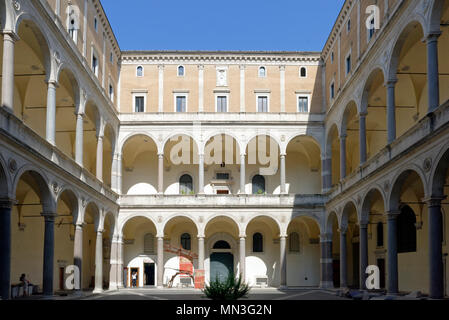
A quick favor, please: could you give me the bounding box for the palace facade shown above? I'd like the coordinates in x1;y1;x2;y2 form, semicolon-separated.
0;0;449;299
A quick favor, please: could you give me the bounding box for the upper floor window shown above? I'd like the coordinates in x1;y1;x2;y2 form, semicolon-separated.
368;17;375;42
110;52;114;63
178;65;185;77
136;66;144;77
179;174;193;195
181;233;191;251
298;96;309;113
289;232;300;252
346;54;351;75
347;19;351;33
330;82;335;100
257;96;268;113
176;95;187;112
134;96;145;113
67;5;80;43
94;16;98;32
331;52;334;64
258;66;266;78
216;96;228;112
92;53;98;76
300;67;307;78
252;175;266;194
109;84;114;102
253;233;263;253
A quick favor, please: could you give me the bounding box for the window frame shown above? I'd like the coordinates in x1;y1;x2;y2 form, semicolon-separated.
91;49;99;77
136;65;144;77
299;67;307;78
256;93;270;113
215;93;229;113
252;232;264;253
345;51;352;75
258;66;267;78
180;233;191;251
289;232;300;253
330;81;335;100
174;93;188;112
296;93;311;113
132;91;147;113
177;65;185;77
179;174;194;195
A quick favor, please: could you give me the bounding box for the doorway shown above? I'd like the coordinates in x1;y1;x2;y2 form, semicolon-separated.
130;268;139;288
352;242;360;288
333;259;340;288
377;258;386;289
210;252;234;282
144;263;155;286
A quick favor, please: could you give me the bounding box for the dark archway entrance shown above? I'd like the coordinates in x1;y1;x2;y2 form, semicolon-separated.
210;253;234;282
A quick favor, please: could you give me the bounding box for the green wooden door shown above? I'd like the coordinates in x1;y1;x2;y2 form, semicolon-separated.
210;253;234;282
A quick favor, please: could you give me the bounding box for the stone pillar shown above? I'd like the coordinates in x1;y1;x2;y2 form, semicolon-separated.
0;199;13;299
75;113;84;166
239;237;246;281
109;234;119;290
96;135;104;182
158;65;164;112
387;211;399;295
386;80;397;144
198;154;204;194
198;236;205;270
111;152;122;194
320;233;333;288
1;33;17;113
42;212;57;296
359;222;368;290
73;223;84;293
46;81;58;145
239;154;246;194
117;236;124;288
359;112;367;164
340;134;347;180
427;33;441;113
339;227;348;288
198;65;204;112
427;197;445;299
93;230;103;293
158;153;164;194
280;154;287;194
279;235;287;288
157;237;164;288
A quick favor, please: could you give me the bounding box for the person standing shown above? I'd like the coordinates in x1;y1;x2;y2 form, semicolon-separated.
132;271;137;287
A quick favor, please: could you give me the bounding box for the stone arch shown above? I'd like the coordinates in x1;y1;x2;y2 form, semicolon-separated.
162;132;200;155
430;145;449;197
244;214;282;236
13;165;53;211
161;214;199;236
360;67;387;113
120;132;159;155
55;186;79;223
0;154;11;198
203;131;244;156
325;211;339;234
341;200;359;228
119;214;159;236
388;167;428;212
244;132;282;154
203;214;241;238
361;187;387;223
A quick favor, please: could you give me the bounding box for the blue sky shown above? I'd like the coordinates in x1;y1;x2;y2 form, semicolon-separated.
102;0;345;52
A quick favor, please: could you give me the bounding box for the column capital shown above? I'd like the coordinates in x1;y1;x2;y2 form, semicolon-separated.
280;153;287;158
423;196;447;207
197;235;205;240
75;221;86;229
279;65;286;72
239;236;247;241
1;31;19;42
338;226;348;234
339;133;347;140
319;233;332;242
96;229;104;234
359;111;368;118
41;212;58;221
75;111;85;118
158;153;164;158
425;32;441;43
359;221;369;229
46;80;59;88
239;64;246;71
158;64;165;71
386;210;401;219
385;79;398;87
198;64;204;71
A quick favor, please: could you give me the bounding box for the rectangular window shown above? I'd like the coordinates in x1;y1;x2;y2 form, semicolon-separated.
176;96;187;112
135;96;145;113
94;17;98;32
330;83;335;100
110;52;113;63
368;18;375;41
217;96;227;112
346;54;351;74
257;96;268;112
298;96;309;113
109;85;114;102
92;54;98;76
347;19;351;33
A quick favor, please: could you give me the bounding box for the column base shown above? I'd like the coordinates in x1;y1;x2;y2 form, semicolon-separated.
279;285;288;290
93;288;103;294
156;285;164;289
319;281;334;289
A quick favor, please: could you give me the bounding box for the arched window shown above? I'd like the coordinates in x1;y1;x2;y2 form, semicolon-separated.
144;233;155;254
258;66;266;78
289;232;300;252
66;5;80;43
398;205;417;253
253;233;263;252
252;175;265;194
179;174;193;195
181;233;191;250
300;67;307;78
213;240;231;249
178;65;185;76
136;66;144;77
377;222;384;247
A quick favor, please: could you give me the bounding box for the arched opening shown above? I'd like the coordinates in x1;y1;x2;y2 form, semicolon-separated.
341;101;360;175
54;68;79;160
102;124;115;187
83;101;100;176
285;135;322;194
326;124;340;186
327;211;340;288
361;189;387;290
11;20;50;139
362;69;387;160
11;170;52;293
163;216;198;288
122;216;157;288
252;233;263;252
390;21;428;138
82;202;100;290
179;174;193;195
389;170;426;293
164;134;199;195
252;175;265;195
341;201;360;288
286;216;320;287
245;135;280;194
102;212;115;289
122;135;158;195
